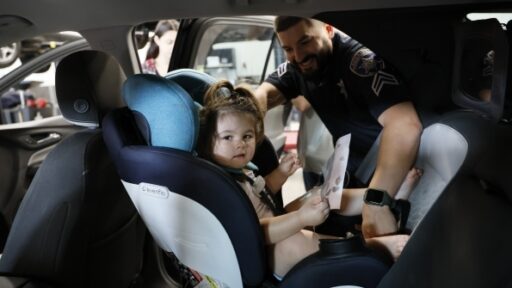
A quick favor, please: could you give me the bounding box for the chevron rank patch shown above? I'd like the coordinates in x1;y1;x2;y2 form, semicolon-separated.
371;70;399;96
350;48;385;77
277;62;288;77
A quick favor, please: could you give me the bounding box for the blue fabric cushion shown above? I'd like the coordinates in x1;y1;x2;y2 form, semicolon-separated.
122;74;198;151
165;68;216;105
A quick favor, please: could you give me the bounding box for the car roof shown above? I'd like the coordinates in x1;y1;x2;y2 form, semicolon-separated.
1;0;510;45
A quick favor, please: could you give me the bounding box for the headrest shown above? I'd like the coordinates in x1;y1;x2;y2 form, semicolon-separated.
56;50;126;127
452;18;508;122
165;68;216;105
122;74;198;151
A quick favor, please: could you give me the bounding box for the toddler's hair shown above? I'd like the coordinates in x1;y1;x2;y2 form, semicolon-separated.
197;80;265;161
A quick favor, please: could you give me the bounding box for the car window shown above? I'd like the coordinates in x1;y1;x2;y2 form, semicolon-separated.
134;19;180;75
192;22;278;86
0;31;83;125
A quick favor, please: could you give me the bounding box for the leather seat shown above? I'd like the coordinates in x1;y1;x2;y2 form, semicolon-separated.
0;50;145;287
379;18;512;287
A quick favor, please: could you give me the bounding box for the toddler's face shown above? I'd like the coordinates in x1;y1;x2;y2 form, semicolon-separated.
212;112;256;169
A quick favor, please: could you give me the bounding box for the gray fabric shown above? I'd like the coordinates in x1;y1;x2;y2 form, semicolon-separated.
407;123;468;230
348;123;467;231
354;132;381;184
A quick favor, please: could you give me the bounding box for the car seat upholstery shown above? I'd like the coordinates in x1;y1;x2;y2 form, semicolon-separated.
378;18;512;287
348;20;507;232
163;69;283;205
0;50;145;287
404;17;509;229
103;71;393;288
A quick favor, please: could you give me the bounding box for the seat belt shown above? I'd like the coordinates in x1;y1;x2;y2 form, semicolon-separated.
354;132;382;185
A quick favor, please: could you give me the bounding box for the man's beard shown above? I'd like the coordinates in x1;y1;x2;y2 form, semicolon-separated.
292;39;331;81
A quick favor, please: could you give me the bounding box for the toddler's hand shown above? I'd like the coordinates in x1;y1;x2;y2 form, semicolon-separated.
278;153;302;178
298;194;329;227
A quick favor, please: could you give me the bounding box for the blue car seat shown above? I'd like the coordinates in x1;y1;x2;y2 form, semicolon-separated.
102;71;391;287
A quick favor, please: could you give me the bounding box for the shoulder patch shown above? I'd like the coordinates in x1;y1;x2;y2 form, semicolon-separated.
277;62;288;77
350;48;385;77
371;71;399;96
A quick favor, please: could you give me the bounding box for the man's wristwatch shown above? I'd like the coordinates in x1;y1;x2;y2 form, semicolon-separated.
364;188;396;208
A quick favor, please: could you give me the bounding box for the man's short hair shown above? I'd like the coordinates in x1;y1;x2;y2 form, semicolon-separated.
274;16;316;33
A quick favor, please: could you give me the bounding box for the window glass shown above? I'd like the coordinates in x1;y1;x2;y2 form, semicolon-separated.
134;19;180;76
461;13;509;103
467;13;512;24
193;23;277;86
0;31;83;125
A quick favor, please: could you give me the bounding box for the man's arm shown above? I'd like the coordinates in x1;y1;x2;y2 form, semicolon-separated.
291;95;311;113
254;82;287;115
362;101;422;238
371;101;422;196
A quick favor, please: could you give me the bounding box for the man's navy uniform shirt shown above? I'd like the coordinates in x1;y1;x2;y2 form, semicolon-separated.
266;32;410;174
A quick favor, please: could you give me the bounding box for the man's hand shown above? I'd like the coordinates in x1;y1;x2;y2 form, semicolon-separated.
362;205;398;237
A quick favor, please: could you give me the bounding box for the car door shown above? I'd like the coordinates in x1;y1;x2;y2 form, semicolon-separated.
0;38;90;242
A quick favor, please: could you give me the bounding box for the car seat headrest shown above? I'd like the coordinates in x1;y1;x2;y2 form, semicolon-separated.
122;74;198;151
164;68;216;105
56;50;126;127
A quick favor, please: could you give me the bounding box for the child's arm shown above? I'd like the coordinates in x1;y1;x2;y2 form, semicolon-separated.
259;194;329;244
264;153;301;193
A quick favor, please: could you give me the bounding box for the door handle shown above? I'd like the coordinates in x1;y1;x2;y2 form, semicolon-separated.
35;132;61;145
22;132;61;148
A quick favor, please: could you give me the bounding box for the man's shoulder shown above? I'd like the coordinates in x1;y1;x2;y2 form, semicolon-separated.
333;31;362;52
275;61;300;78
267;61;302;86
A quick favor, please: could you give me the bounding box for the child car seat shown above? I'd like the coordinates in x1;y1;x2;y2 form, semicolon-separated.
103;71;391;287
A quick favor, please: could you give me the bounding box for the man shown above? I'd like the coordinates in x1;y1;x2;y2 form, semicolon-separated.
255;16;422;238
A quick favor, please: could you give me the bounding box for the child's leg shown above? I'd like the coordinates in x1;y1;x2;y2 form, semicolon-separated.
394;167;422;200
271;230;337;277
365;234;410;261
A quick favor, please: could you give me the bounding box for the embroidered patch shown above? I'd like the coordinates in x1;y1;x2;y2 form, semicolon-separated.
350;48;385;77
277;62;288;77
371;71;399;96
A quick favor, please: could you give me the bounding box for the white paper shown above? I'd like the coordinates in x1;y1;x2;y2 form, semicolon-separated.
321;133;350;210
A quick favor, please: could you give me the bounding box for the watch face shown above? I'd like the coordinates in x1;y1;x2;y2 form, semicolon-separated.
365;189;384;204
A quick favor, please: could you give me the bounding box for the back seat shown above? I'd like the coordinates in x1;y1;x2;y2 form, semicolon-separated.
379;17;511;287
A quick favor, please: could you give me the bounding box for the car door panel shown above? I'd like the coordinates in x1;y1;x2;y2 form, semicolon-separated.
0;39;90;240
0;117;83;227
